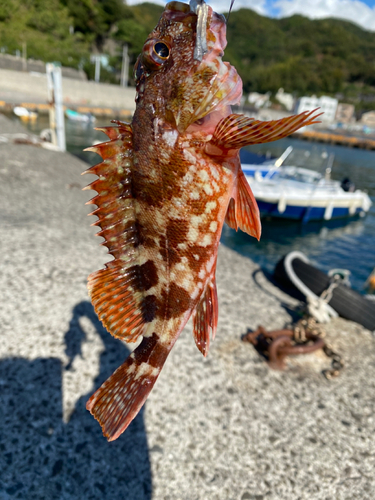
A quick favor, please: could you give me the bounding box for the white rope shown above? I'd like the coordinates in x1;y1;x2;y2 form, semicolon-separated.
284;251;338;323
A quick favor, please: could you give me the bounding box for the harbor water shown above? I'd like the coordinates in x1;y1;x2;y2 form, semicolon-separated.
24;116;375;293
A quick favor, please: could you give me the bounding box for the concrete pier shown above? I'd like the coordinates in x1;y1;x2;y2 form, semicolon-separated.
294;128;375;150
1;114;374;500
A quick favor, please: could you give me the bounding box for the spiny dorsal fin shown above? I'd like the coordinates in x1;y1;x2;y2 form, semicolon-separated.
192;276;218;357
225;171;261;240
210;109;322;150
83;122;149;343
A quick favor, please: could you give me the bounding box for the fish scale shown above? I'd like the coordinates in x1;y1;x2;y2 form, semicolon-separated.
84;0;321;440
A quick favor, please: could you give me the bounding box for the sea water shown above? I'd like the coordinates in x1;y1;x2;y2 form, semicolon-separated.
229;137;375;293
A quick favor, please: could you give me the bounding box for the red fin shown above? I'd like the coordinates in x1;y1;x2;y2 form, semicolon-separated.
94;121;131;141
84;141;123;160
224;198;236;231
225;171;261;240
86;333;169;441
210;109;322;149
193;278;218;357
83;122;149;343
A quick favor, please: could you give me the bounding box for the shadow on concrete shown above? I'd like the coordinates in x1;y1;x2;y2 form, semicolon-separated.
0;301;152;500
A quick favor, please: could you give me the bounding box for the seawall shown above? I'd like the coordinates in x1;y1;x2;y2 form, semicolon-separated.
0;53;86;80
0;68;136;116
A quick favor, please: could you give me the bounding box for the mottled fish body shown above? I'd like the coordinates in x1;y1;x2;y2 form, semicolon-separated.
84;0;320;440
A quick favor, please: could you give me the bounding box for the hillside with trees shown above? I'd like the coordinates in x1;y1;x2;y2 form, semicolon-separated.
1;1;375;112
225;9;375;111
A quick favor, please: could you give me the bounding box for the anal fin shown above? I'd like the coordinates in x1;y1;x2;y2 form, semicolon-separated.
193;278;218;357
225;171;261;240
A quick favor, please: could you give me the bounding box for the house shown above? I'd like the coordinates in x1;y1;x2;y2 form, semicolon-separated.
295;95;338;123
335;103;355;124
360;111;375;127
248;92;270;109
275;88;294;111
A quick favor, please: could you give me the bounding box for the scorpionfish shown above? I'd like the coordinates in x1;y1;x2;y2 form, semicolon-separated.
84;0;320;440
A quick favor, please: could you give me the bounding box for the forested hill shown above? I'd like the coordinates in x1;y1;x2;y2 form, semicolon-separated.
225;9;375;98
1;1;375;110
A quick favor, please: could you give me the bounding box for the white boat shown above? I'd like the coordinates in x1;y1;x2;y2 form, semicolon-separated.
65;109;96;123
243;147;372;223
13;106;37;123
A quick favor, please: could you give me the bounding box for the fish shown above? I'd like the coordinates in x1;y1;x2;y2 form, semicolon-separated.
83;0;321;441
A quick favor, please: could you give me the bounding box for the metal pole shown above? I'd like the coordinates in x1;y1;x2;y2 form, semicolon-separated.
53;65;66;151
46;62;66;151
120;44;129;87
22;42;27;71
95;56;101;83
46;63;57;147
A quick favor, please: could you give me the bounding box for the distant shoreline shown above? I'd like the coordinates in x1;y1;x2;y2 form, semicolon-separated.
293;128;375;150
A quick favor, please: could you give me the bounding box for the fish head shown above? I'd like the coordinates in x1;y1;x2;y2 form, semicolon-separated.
134;0;242;135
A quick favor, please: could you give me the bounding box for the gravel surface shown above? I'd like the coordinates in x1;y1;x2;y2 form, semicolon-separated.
1;113;374;500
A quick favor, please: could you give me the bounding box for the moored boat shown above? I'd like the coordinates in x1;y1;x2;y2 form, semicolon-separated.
13;106;38;124
65;109;96;123
243;147;372;222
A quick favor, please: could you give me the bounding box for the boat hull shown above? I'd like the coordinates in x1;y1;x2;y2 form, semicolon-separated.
256;199;365;222
243;161;372;223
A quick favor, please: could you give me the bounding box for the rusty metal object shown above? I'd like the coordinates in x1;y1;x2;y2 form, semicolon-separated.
322;344;344;379
243;318;344;378
243;325;324;370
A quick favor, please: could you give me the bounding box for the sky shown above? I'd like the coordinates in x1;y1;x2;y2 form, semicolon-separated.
127;0;375;31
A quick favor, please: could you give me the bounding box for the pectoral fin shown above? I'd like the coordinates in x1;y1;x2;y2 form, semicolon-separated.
210;109;322;150
225;171;261;240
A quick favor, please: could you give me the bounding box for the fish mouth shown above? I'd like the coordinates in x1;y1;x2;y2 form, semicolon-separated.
164;1;242;134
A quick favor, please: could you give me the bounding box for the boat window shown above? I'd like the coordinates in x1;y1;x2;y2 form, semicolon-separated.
279;171;320;184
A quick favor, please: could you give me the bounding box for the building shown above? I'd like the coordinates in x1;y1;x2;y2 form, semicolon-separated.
256;108;292;122
360;111;375;127
275;88;294;111
295;95;338;123
248;91;270;109
335;103;355;124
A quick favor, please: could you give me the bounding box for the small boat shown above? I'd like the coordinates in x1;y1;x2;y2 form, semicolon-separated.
13;106;38;123
274;251;375;331
65;109;96;123
243;147;372;222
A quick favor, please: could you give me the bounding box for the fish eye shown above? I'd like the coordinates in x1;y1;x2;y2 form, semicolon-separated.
141;39;171;70
153;42;170;60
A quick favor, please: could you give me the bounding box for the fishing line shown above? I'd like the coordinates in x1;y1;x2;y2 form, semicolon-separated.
226;0;236;22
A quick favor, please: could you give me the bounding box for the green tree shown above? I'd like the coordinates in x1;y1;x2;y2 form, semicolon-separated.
0;0;88;67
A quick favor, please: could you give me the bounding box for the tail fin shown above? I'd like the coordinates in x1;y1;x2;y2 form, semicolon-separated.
86;333;169;441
